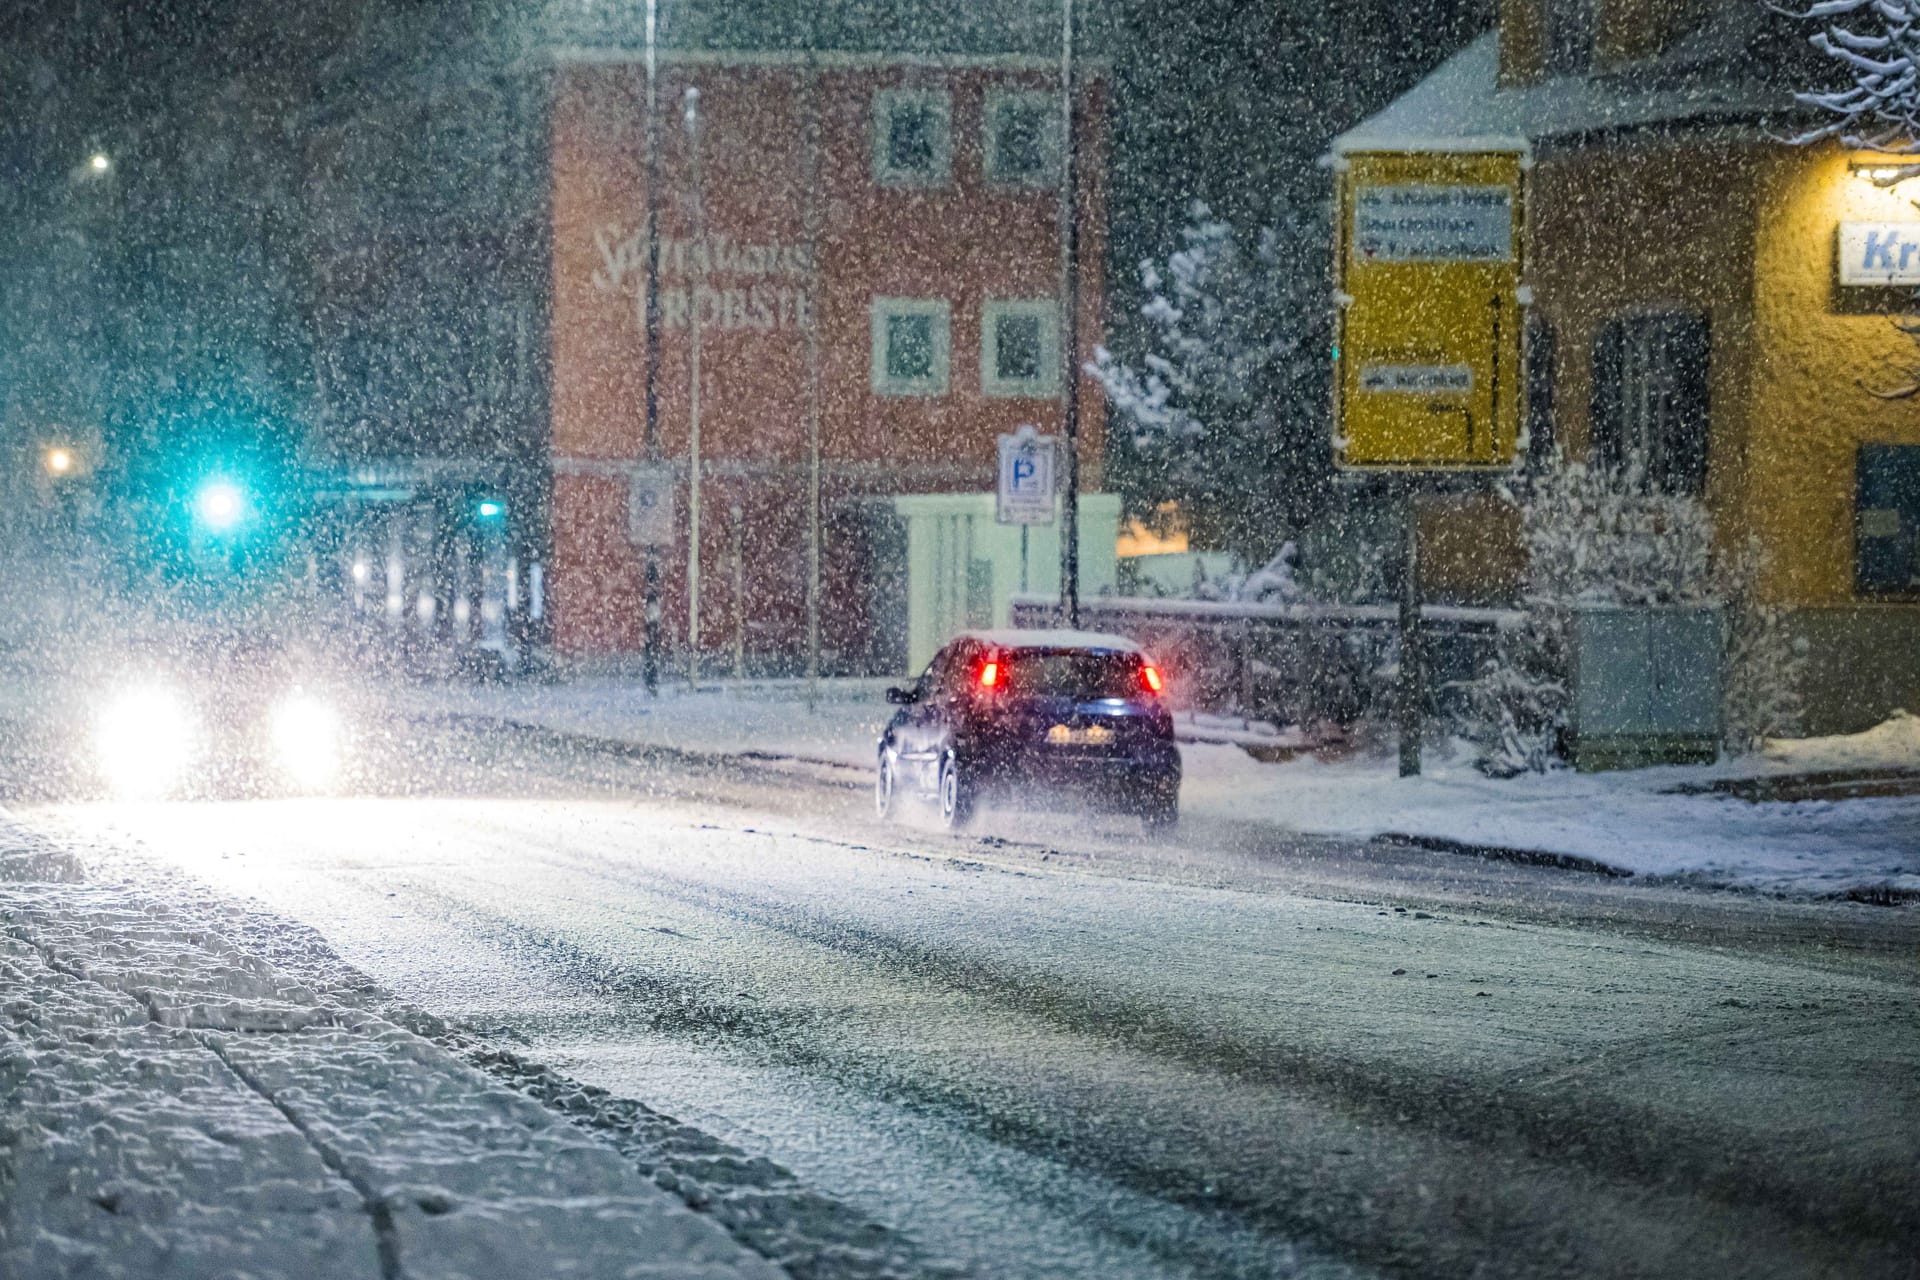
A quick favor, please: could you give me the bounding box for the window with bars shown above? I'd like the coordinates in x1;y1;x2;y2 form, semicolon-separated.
1590;312;1710;496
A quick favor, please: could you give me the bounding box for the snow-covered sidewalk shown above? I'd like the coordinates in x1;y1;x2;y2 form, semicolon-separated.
0;818;782;1280
401;675;1920;898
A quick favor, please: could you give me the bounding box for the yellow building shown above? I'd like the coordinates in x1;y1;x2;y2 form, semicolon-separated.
1336;0;1920;733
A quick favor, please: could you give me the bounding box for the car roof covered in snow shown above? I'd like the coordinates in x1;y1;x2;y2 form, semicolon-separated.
955;628;1145;655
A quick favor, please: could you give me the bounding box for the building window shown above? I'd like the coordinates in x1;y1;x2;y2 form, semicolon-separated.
872;88;951;187
983;89;1060;187
1857;445;1920;597
1590;312;1710;496
871;297;950;396
981;300;1060;397
1544;0;1594;75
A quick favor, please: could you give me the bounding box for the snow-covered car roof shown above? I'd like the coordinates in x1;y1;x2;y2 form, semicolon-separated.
956;628;1145;655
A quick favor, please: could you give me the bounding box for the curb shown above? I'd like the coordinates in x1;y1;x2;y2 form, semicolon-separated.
1373;831;1636;878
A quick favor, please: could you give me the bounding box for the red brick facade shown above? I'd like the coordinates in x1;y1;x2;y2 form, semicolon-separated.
548;56;1107;664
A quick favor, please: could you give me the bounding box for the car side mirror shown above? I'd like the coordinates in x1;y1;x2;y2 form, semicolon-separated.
886;685;918;705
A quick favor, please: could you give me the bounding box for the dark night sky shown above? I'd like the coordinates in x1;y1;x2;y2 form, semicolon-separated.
0;0;1492;458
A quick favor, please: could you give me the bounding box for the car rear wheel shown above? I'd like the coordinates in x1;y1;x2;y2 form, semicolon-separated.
938;754;974;830
875;749;899;820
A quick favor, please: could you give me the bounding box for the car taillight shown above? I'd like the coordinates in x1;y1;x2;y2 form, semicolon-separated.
978;660;1000;689
1141;664;1164;694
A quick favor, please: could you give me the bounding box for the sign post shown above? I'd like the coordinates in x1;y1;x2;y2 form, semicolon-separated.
627;469;677;548
1333;148;1527;775
998;426;1057;602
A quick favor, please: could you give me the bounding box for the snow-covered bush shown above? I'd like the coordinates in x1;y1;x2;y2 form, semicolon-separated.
1094;202;1331;562
1465;454;1802;773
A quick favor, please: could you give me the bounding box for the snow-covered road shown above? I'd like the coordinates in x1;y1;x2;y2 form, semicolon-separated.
17;718;1920;1279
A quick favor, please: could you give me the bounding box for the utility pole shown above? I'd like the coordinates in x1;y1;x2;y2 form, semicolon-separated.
640;0;663;695
1057;0;1082;629
803;51;825;712
1398;482;1425;777
684;84;705;687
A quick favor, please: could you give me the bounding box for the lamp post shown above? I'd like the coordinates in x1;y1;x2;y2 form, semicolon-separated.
640;0;663;694
684;85;705;685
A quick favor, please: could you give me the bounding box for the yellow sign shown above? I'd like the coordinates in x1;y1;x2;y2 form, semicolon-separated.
1334;150;1526;470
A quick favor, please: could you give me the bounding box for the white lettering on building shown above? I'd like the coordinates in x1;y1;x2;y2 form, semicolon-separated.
592;224;816;332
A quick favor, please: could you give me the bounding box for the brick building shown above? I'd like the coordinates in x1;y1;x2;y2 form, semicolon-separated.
305;2;1115;675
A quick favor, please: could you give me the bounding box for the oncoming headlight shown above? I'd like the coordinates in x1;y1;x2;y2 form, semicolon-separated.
271;693;343;790
95;686;197;798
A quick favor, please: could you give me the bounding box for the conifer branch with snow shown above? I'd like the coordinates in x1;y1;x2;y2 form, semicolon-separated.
1093;201;1331;561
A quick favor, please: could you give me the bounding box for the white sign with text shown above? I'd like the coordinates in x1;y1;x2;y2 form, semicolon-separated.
1354;186;1513;262
997;427;1057;526
1839;222;1920;285
627;470;677;546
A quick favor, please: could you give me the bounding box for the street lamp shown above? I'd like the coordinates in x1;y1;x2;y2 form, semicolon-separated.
88;152;110;175
44;446;74;476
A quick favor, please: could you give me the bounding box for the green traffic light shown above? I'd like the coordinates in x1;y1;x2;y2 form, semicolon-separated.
195;479;247;532
477;499;504;519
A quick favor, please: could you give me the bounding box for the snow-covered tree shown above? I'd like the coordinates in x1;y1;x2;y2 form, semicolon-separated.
1781;0;1920;180
1093;202;1331;561
1464;454;1803;773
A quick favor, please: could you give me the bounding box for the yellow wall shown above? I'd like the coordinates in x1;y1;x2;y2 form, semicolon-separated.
1528;137;1765;541
1529;136;1920;608
1748;145;1920;604
1498;0;1545;85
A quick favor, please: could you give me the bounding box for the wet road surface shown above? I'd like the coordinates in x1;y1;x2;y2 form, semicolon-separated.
14;715;1920;1279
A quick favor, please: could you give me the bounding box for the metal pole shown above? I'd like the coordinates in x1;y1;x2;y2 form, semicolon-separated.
640;0;663;695
1057;0;1082;629
1398;482;1424;778
684;85;704;687
730;504;746;679
803;52;824;712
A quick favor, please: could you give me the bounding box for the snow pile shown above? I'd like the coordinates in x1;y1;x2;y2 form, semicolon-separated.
1181;734;1920;896
1764;709;1920;773
0;878;782;1280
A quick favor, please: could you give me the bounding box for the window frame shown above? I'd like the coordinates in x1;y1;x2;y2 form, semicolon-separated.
1855;444;1920;598
982;88;1061;188
870;296;951;397
871;87;952;188
979;298;1061;398
1589;310;1710;497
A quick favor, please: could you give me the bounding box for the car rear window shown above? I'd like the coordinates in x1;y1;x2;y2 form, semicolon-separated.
1000;649;1143;698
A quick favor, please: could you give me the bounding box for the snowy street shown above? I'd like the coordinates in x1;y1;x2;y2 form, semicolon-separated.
6;710;1918;1279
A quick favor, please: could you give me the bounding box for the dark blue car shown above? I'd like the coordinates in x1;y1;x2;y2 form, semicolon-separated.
876;629;1181;831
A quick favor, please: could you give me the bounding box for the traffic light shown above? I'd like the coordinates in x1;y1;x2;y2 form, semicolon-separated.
475;498;505;520
193;479;248;533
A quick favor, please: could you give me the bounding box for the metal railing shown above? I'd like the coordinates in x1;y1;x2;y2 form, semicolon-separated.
1009;593;1518;728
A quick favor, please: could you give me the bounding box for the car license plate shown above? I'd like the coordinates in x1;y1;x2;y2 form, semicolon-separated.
1047;723;1113;746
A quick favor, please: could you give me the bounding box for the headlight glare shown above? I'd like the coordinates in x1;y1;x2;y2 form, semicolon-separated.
271;693;343;790
95;686;196;798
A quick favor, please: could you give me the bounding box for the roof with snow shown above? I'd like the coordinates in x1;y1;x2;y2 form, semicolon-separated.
1333;6;1820;155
